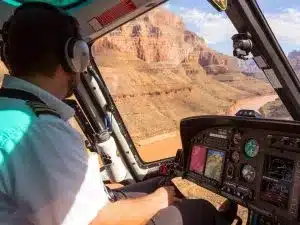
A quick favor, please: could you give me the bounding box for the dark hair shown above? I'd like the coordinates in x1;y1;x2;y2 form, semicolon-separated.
4;2;80;77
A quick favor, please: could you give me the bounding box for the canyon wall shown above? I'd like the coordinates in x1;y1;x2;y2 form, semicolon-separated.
93;8;240;75
92;7;273;142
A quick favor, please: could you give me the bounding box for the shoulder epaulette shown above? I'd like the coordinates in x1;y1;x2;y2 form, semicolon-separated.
26;101;61;119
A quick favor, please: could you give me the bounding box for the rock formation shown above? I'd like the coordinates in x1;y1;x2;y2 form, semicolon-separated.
288;50;300;76
93;7;240;74
258;50;300;120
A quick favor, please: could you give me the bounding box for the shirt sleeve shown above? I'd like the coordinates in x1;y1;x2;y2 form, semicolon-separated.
1;116;109;225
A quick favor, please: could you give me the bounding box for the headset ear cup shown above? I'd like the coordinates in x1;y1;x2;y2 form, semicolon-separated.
64;37;89;73
62;38;75;73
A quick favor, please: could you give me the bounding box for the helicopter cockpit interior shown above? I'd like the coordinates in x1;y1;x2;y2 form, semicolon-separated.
2;0;300;224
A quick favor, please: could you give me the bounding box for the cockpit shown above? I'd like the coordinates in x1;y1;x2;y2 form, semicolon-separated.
1;0;300;224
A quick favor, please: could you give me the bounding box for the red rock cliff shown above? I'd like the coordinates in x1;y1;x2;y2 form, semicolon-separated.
93;7;239;74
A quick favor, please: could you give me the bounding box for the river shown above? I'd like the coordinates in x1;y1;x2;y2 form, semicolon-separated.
138;94;279;162
226;94;278;116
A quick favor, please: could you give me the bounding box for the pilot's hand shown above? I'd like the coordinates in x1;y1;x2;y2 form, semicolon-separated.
153;186;179;209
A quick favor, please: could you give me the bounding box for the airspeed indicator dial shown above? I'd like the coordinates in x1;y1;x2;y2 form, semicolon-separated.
244;139;259;158
233;133;242;145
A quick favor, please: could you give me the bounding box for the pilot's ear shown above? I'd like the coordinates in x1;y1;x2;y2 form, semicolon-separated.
56;64;69;77
0;59;9;75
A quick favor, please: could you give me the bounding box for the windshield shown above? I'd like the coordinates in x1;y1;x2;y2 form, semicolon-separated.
91;0;293;163
257;0;300;78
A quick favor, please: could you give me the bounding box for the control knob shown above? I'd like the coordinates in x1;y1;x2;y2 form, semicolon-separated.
282;137;290;145
241;190;253;201
233;132;242;145
231;151;240;163
226;163;234;179
222;186;232;193
267;135;276;145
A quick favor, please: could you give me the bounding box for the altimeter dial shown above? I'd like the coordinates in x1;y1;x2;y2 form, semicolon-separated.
241;164;256;183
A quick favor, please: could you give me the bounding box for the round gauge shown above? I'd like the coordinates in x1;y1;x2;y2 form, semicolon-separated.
244;139;259;158
241;164;256;183
233;133;242;145
231;151;240;163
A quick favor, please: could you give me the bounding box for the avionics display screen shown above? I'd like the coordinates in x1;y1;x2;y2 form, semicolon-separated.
260;155;294;209
189;145;207;174
204;149;225;182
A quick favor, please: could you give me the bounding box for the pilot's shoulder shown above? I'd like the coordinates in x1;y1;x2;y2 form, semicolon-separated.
0;98;62;137
26;101;61;119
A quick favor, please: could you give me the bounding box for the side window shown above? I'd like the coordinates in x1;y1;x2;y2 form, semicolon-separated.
92;2;287;163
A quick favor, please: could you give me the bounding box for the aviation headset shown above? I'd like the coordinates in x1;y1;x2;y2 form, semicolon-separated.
0;2;90;73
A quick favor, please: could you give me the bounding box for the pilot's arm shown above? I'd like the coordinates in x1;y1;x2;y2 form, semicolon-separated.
90;186;175;225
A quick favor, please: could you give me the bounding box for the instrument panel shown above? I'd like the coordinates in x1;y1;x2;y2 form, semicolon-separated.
180;116;300;225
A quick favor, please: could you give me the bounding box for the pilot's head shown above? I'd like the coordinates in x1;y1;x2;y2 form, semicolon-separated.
1;2;89;99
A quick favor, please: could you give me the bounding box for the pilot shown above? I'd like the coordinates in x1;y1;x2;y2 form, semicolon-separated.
0;2;231;225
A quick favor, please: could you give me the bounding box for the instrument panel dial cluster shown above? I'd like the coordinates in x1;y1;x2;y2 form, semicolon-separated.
182;119;300;225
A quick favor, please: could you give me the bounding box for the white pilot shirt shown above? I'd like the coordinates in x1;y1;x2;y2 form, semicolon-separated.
0;74;109;225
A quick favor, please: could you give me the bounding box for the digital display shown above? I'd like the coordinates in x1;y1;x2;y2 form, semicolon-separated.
204;149;225;182
260;155;294;209
189;145;207;174
264;155;294;182
260;179;289;209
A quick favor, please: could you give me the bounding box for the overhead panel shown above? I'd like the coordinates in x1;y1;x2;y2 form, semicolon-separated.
0;0;168;42
88;0;137;32
72;0;168;42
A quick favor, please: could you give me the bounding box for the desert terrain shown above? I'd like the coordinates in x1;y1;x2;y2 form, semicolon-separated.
259;98;292;120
